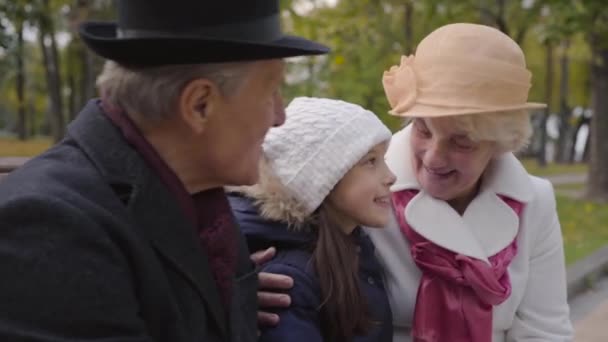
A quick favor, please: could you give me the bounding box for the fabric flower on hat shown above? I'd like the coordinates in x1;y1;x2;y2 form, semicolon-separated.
382;55;417;115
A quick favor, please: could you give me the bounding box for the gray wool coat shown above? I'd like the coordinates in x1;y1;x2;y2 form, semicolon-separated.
0;100;259;342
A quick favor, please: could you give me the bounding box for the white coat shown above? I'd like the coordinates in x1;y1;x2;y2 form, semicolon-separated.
365;126;574;341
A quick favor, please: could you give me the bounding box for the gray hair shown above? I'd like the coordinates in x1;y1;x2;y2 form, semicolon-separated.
410;109;533;154
441;110;533;153
96;61;254;121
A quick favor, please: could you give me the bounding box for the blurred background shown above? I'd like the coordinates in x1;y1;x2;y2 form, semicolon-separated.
0;0;607;265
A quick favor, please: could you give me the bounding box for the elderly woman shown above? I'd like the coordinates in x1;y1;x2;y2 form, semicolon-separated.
257;23;574;342
369;23;573;341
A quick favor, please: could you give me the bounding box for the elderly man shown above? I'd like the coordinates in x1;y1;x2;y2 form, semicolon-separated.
0;0;328;341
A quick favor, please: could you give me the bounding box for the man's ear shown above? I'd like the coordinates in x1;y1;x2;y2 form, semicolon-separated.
178;78;220;134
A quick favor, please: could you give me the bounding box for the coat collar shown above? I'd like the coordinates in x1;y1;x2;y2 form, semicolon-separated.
66;100;228;338
387;125;534;262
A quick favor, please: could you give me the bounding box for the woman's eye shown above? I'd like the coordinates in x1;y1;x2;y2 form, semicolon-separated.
415;126;431;138
366;157;377;166
453;138;476;150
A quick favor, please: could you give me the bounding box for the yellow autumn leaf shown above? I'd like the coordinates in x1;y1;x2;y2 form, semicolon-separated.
334;55;345;65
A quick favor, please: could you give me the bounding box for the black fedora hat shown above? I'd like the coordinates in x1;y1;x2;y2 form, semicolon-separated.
79;0;330;66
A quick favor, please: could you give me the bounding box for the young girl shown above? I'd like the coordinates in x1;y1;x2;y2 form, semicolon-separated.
228;97;396;341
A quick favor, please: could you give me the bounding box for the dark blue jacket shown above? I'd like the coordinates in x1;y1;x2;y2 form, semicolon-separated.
229;194;393;342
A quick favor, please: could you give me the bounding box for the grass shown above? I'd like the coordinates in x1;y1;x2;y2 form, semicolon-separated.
517;160;602;265
554;182;586;192
517;161;604;265
0;137;53;157
558;195;608;265
519;157;588;177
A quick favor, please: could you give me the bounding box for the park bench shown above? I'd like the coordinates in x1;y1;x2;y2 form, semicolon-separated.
0;157;29;181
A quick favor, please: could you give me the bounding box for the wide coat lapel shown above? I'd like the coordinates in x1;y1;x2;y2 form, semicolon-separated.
386;125;534;262
67;100;228;338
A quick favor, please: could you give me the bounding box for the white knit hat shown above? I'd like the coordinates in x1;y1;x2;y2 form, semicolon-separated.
263;97;392;216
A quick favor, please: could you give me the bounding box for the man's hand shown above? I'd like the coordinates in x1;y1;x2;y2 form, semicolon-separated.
251;247;293;327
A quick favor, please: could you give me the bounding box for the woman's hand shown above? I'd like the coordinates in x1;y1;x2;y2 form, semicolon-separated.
251;247;294;327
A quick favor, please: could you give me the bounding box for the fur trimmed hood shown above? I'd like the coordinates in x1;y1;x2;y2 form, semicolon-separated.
226;158;314;231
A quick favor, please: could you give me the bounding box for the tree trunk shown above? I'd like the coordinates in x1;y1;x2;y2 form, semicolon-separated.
38;30;64;142
71;0;96;113
80;48;96;110
15;19;27;140
538;41;554;167
569;116;589;163
583;122;591;162
48;10;65;138
306;57;315;97
514;26;528;46
68;73;77;122
28;99;36;137
587;43;608;201
478;0;494;26
403;1;413;55
38;3;65;142
556;39;571;163
495;0;509;36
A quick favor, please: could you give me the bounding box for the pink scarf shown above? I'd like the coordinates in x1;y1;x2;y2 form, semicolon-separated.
392;190;523;342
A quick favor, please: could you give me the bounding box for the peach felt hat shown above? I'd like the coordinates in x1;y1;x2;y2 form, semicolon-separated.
382;23;546;117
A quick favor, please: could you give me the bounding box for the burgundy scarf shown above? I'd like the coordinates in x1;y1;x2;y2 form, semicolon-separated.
392;190;523;342
100;101;237;307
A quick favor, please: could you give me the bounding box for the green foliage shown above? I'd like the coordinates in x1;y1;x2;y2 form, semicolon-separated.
542;0;608;46
282;1;438;131
0;0;602;135
0;0;113;135
0;39;52;134
281;0;596;132
576;0;608;40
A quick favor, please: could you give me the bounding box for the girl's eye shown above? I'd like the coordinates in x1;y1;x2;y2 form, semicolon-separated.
361;157;378;168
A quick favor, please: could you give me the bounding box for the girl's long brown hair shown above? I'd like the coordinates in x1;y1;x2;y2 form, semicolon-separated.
311;205;371;341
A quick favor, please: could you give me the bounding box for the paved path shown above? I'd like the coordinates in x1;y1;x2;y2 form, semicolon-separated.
544;173;587;186
570;276;608;341
575;301;608;341
542;173;588;198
